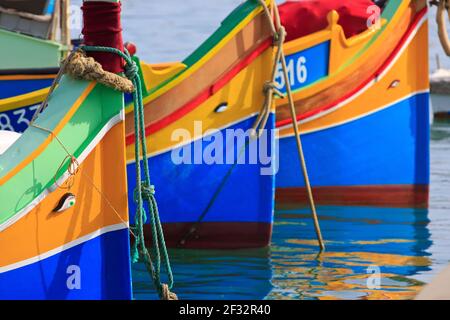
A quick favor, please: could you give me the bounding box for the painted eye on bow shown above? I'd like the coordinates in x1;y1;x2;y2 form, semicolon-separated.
214;102;228;113
53;193;76;213
389;79;401;89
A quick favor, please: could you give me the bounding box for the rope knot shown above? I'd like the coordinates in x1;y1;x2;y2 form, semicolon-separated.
275;26;286;46
36;44;176;301
142;183;156;199
124;60;138;81
161;283;178;300
263;81;285;98
133;183;155;203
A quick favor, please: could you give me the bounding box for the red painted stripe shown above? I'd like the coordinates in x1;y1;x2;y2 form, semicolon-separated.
434;112;450;119
126;38;273;145
276;185;429;208
276;8;428;128
138;222;272;249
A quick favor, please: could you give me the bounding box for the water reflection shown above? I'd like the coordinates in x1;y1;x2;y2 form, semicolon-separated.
268;206;432;300
133;205;433;300
133;247;273;300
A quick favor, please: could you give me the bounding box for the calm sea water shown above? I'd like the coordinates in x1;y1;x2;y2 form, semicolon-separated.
74;1;450;300
131;121;450;301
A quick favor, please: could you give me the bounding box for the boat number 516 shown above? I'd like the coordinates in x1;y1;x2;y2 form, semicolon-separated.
275;56;308;91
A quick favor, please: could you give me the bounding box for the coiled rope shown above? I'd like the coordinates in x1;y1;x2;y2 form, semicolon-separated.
257;0;325;251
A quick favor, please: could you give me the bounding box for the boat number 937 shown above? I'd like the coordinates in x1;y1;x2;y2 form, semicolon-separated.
274;55;308;91
0;105;39;132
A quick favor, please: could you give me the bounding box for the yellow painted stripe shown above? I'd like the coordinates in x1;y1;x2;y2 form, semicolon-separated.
124;3;268;115
125;48;274;160
279;20;429;137
283;29;331;56
0;87;50;113
276;0;411;105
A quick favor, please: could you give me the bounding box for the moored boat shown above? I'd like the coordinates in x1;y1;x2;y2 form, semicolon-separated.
274;0;431;208
123;0;278;249
430;68;450;119
0;0;279;249
0;0;68;132
0;0;434;246
0;0;134;299
124;0;432;210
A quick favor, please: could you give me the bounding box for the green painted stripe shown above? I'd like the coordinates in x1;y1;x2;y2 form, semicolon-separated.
0;79;123;226
0;29;64;70
182;0;261;68
139;0;261;98
339;0;403;70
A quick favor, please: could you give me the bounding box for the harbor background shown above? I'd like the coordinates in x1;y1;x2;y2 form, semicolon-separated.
71;0;450;299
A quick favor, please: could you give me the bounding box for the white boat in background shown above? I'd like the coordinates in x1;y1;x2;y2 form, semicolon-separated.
430;68;450;119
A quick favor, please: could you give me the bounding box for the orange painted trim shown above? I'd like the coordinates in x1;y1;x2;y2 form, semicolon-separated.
276;1;413;108
125;38;272;145
283;29;331;56
277;10;429;136
0;123;129;266
0;75;56;81
0;82;96;186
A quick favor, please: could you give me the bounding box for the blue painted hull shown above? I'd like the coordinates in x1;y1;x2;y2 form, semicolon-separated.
0;78;53;99
0;229;132;300
0;103;41;132
276;92;430;206
1;101;276;249
127;115;276;248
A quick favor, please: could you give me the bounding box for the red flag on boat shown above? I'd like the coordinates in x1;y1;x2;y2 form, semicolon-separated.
279;0;378;42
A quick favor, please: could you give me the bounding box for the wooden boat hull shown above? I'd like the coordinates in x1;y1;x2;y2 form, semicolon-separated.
275;1;430;208
0;1;277;249
0;0;431;246
127;115;276;249
430;70;450;119
124;2;276;249
0;78;132;299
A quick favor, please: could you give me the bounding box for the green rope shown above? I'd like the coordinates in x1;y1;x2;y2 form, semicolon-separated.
80;45;175;300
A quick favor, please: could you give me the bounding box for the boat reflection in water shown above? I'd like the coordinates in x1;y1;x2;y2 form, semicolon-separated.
269;206;432;300
133;247;273;300
133;205;432;300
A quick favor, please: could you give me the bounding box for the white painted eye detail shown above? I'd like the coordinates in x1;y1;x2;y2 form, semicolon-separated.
389;79;400;89
214;102;228;113
54;193;76;213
